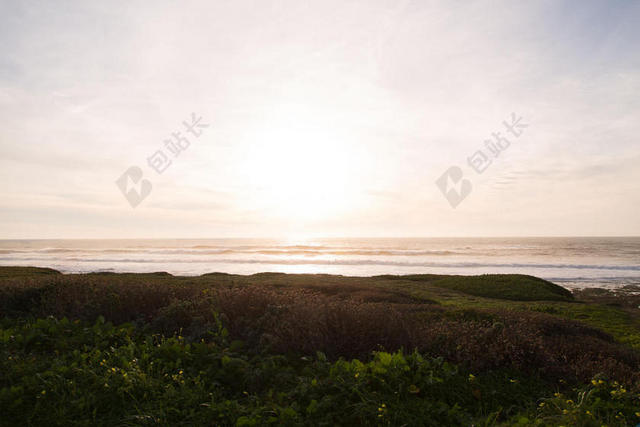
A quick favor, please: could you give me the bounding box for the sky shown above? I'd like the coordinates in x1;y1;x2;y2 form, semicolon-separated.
0;0;639;239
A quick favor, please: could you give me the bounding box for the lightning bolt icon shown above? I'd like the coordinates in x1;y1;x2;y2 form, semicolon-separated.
125;174;143;195
436;166;471;208
445;173;463;195
116;166;152;208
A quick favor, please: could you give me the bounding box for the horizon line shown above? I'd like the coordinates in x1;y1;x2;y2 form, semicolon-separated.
1;235;639;241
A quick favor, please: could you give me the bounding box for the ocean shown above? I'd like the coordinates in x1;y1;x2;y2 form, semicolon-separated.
1;237;639;290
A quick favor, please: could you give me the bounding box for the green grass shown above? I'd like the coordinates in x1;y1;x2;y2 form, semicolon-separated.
379;274;574;301
1;267;640;426
2;316;639;426
0;266;61;278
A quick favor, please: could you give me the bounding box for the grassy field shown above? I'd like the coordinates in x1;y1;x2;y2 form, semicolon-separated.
1;267;640;426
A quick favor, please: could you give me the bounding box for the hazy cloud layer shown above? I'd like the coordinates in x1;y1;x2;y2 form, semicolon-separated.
0;0;638;238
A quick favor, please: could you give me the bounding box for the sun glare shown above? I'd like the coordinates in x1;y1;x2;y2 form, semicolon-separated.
241;110;359;223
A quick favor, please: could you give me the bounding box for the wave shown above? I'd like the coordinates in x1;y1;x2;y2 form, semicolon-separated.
0;248;467;256
1;239;639;260
2;256;639;272
550;276;640;283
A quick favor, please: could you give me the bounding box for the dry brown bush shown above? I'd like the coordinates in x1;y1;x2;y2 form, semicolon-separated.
2;275;639;385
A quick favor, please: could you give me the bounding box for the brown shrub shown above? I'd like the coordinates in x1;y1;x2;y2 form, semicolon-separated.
1;274;639;385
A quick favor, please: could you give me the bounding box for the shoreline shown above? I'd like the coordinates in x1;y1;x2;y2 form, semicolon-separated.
1;237;639;290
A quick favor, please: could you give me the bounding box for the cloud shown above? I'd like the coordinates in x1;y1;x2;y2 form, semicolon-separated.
0;0;638;237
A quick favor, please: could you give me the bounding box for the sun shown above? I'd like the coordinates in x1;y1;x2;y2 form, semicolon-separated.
240;110;360;223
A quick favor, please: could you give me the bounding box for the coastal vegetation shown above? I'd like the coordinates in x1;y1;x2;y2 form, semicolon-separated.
2;267;640;426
